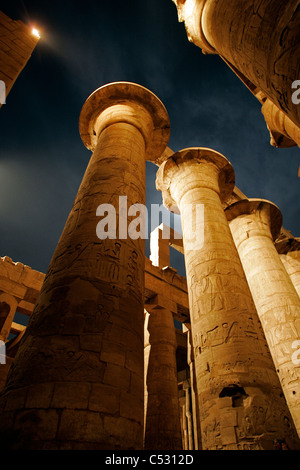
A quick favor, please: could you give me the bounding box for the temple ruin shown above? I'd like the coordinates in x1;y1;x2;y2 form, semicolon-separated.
0;2;300;451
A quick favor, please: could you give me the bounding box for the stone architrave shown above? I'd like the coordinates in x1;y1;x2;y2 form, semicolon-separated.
156;147;300;450
226;199;300;438
172;0;300;128
0;82;170;450
144;297;182;450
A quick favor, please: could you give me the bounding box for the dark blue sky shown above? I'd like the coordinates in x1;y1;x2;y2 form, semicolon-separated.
0;0;299;277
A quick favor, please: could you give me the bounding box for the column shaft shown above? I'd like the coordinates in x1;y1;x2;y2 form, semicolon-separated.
186;328;201;449
0;82;170;450
144;304;182;450
0;122;145;450
226;200;300;438
280;252;300;298
157;148;300;449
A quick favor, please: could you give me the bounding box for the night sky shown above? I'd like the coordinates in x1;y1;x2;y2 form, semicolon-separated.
0;0;299;279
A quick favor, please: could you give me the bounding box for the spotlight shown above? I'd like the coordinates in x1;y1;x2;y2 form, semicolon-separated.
31;28;40;39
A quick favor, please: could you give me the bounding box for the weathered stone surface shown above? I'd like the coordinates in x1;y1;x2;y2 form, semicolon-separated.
156;147;300;450
226;198;300;439
0;11;39;102
279;250;300;298
0;82;170;450
172;0;300;129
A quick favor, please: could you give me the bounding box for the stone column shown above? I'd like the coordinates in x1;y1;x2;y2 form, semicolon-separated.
156;147;300;450
276;238;300;298
280;252;300;298
226;199;300;438
183;380;194;450
144;295;182;450
0;82;170;450
179;394;188;449
172;0;300;128
186;327;201;449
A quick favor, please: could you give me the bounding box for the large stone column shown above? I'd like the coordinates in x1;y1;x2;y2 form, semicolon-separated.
0;82;170;450
144;297;182;450
156;147;300;449
280;252;300;298
172;0;300;128
226;199;300;438
276;238;300;298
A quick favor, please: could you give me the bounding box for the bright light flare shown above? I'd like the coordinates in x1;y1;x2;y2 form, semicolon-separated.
31;28;40;39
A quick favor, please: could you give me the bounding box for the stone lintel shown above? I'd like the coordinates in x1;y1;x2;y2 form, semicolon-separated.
144;257;189;323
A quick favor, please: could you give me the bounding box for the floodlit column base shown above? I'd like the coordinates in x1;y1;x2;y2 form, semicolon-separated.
0;82;170;450
156;147;300;450
226;199;300;438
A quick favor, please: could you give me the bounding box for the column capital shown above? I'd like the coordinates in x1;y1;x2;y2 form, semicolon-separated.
79;81;170;162
172;0;216;54
261;98;300;148
225;198;282;241
275;237;300;255
156;147;235;213
145;293;177;315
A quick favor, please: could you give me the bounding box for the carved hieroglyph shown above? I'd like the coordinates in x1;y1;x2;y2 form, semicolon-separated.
0;82;170;450
226;199;300;439
156;148;300;450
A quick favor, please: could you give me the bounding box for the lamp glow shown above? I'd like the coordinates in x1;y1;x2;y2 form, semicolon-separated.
31;28;40;38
